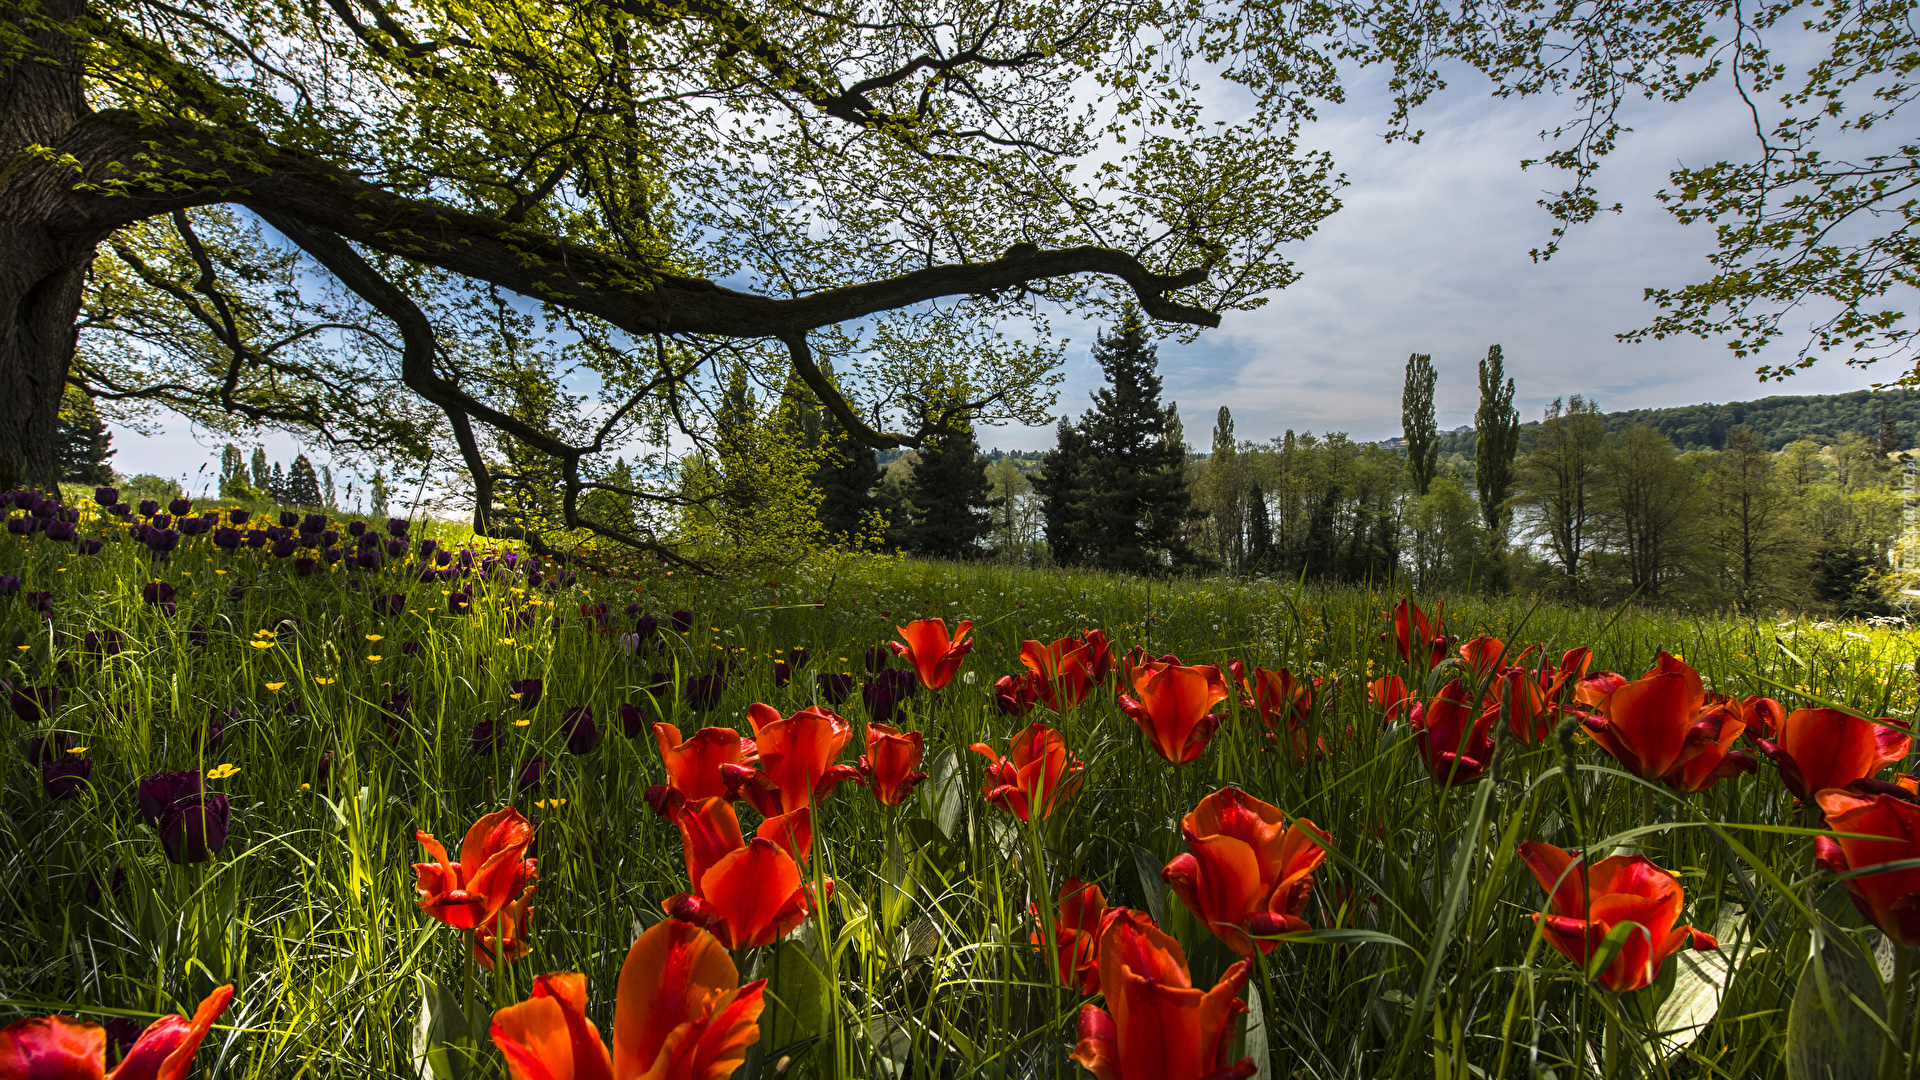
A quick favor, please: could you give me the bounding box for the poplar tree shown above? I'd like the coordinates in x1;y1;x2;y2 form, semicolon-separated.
1402;352;1439;496
250;447;270;491
1475;345;1521;543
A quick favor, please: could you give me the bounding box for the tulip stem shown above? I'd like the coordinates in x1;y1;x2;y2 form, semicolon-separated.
1883;944;1912;1080
1602;1008;1620;1079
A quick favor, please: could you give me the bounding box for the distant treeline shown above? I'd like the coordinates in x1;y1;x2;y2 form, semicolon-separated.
1436;388;1920;456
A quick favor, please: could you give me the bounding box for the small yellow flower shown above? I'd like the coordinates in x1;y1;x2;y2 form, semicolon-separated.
265;682;286;691
250;640;276;650
55;567;66;573
514;718;532;727
254;629;276;638
68;745;88;754
215;569;227;575
440;589;451;596
498;638;516;646
366;634;384;642
534;798;567;810
367;655;383;662
207;763;240;780
314;677;336;686
509;692;523;700
300;782;311;791
14;645;27;652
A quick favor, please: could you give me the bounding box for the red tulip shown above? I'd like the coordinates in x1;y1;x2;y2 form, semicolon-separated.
1383;598;1454;668
889;618;974;690
473;871;536;971
1368;675;1412;724
1115;646;1181;695
1162;787;1330;956
1581;653;1757;792
1019;637;1095;710
1573;669;1629;706
1754;708;1913;804
1744;695;1787;739
0;985;233;1080
1458;635;1521;679
1815;788;1920;947
724;703;860;817
664;797;827;949
1519;841;1718;993
414;807;538;930
1071;628;1115;684
971;722;1087;821
489;919;764;1080
1033;877;1108;995
858;723;928;806
1242;667;1315;731
1120;663;1230;764
1493;648;1587;744
1409;679;1498;786
644;723;757;817
1070;908;1256;1080
994;671;1042;714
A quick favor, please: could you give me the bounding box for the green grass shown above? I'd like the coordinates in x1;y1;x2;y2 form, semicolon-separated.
3;505;1918;1078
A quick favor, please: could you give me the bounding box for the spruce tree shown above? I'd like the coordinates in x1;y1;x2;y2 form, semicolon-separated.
1402;352;1439;496
55;387;115;485
268;461;287;502
901;410;992;559
1475;345;1521;541
1075;310;1197;573
1034;417;1089;565
287;455;323;506
816;412;881;543
250;446;271;490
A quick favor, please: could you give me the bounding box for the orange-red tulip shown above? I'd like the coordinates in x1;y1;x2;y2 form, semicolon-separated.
1070;908;1256;1080
1573;669;1628;706
1019;637;1095;710
1494;648;1588;744
1815;788;1920;947
414;806;538;930
1457;635;1519;679
1744;695;1787;739
1121;663;1230;764
489;919;765;1080
645;723;756;817
1242;667;1315;731
1033;877;1108;995
1409;679;1498;786
725;703;860;817
1116;646;1181;694
663;798;827;949
858;723;928;806
1072;628;1115;684
1580;653;1757;792
1369;675;1412;724
1161;787;1330;956
889;618;974;690
473;871;536;971
1755;708;1913;804
971;722;1086;821
1383;599;1454;668
1519;841;1718;993
0;985;233;1080
994;671;1042;714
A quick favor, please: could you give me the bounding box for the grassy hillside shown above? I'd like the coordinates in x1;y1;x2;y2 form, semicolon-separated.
1438;386;1920;455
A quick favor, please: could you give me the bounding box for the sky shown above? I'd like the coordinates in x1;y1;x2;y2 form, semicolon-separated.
105;58;1903;484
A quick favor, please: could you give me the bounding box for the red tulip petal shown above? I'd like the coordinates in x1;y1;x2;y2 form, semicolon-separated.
0;1014;104;1080
612;919;741;1079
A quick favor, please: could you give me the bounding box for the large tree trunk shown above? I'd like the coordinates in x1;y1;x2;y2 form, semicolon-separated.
0;0;91;491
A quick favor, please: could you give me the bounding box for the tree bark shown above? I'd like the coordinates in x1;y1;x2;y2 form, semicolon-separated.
0;0;90;490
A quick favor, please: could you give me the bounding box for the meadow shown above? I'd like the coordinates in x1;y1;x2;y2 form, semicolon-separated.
3;488;1919;1080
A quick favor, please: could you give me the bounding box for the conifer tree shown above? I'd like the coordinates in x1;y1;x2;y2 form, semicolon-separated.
1246;484;1273;571
322;465;336;510
1073;310;1197;573
55;387;115;485
816;412;881;543
1034;418;1090;566
1475;345;1521;542
287;455;323;506
1402;352;1439;496
250;446;271;491
268;461;287;503
901;408;993;559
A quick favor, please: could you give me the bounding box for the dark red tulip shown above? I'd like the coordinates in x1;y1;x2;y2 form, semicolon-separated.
1383;598;1454;668
562;707;599;754
510;678;542;710
1409;679;1497;786
42;755;93;799
995;671;1042;715
159;792;231;863
1754;707;1912;804
858;723;928;807
816;672;854;705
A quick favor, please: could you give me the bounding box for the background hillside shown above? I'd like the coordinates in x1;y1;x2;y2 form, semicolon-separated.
1436;387;1920;457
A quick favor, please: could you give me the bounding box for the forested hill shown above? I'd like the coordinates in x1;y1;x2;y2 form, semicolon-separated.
1437;388;1920;457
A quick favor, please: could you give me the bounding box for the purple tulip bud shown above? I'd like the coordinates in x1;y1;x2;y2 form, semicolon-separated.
671;610;694;634
312;749;334;793
294;557;317;577
213;526;240;550
618;633;643;656
10;684;61;723
816;672;855;706
373;593;404;617
169;498;192;516
355;550;380;569
511;679;542;710
188;625;210;647
5;518;28;536
386;518;409;538
617;702;646;738
563;706;598;754
27;731;76;764
277;511;297;528
146;529;180;555
0;575;17;596
515;756;547;793
382;539;404;559
268;537;294;558
159;793;231;863
319;530;338;547
686;673;725;712
94;487;119;507
470;718;500;755
43;518;76;541
347;520;367;537
150;513;171;531
137;500;159;517
43;755;93;799
448;591;471;615
136;770;203;828
323;546;342;564
458;549;474;568
774;661;793;687
301;513;328;534
402;640;422;656
526;570;544;587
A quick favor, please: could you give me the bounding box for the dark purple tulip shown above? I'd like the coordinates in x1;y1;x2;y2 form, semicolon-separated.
5;517;29;536
146;529;180;555
816;672;855;706
357;532;379;550
227;509;250;525
320;530;338;547
226;586;246;602
774;661;793;688
0;576;16;595
387;518;409;537
159;793;231;863
671;610;694;634
401;640;422;656
356;550;380;570
647;671;672;698
27;731;76;764
142;581;177;616
347;521;367;537
188;625;210;647
86;869;128;909
268;537;294;558
101;1017;141;1066
434;548;452;567
213;526;240;549
383;539;405;559
110;502;130;517
862;668;918;724
176;518;206;537
448;591;471;615
470;718;501;755
84;629;124;658
279;511;299;528
54;659;74;678
515;756;547;793
686;673;725;712
373;593;404;617
617;702;646;738
43;755;92;799
44;519;76;542
459;549;475;568
419;538;438;558
78;539;102;555
27;497;55;519
245;530;268;549
137;500;159;517
865;646;892;673
94;487;119;507
635;614;659;641
788;646;811;668
24;590;52;612
10;684;60;723
294;557;317;577
563;706;599;754
137;770;203;828
511;679;543;710
314;750;334;793
526;570;544;587
323;547;342;564
150;513;172;531
168;498;192;516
